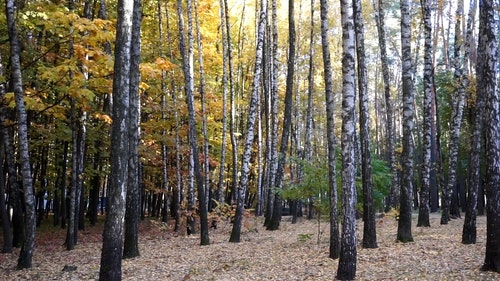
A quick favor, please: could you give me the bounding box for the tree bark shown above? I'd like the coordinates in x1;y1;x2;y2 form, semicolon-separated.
217;0;229;206
123;0;142;259
177;0;210;245
478;0;499;273
319;0;339;259
353;0;377;248
374;0;398;212
397;0;415;243
230;0;267;242
99;0;134;278
0;52;13;254
417;0;433;228
336;0;357;278
5;0;36;269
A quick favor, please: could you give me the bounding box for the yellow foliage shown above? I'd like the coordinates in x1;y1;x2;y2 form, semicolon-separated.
93;113;113;124
154;57;176;71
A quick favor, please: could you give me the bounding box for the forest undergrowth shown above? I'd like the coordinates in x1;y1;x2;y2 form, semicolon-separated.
0;212;498;280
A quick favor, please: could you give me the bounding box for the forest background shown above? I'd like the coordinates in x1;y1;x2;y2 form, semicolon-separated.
0;0;499;279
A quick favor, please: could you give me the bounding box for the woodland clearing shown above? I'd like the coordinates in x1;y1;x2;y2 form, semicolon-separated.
0;212;498;280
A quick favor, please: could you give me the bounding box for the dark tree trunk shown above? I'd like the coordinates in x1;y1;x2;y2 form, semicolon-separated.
478;0;499;273
267;0;296;232
0;53;13;254
320;0;339;259
353;0;377;248
99;0;136;278
123;0;142;259
3;126;24;248
0;124;12;253
462;0;481;244
397;0;415;243
374;0;398;212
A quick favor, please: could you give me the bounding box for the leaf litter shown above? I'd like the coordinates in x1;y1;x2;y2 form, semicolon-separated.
0;212;498;280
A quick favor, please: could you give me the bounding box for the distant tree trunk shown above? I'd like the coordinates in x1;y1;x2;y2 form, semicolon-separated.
264;0;279;228
336;0;357;279
374;0;398;212
217;0;229;206
59;141;69;229
163;0;182;232
0;53;13;254
226;0;239;208
320;0;339;259
158;0;170;224
193;0;211;213
123;0;142;259
353;0;377;248
2;125;24;248
177;0;210;245
66;0;78;250
304;0;314;166
478;0;499;273
303;0;315;222
397;0;415;243
229;0;267;242
462;0;480;244
99;0;135;278
417;0;432;228
267;0;295;232
6;0;36;269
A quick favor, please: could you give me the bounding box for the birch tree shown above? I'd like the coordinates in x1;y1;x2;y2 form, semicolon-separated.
5;0;36;269
319;0;339;259
397;0;415;243
374;0;398;211
267;0;296;231
123;0;142;259
478;0;499;272
230;0;267;242
353;0;377;248
177;0;210;245
99;0;136;278
336;0;357;278
417;0;433;228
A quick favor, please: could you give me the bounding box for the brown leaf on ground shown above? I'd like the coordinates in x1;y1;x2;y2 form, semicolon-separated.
0;213;498;280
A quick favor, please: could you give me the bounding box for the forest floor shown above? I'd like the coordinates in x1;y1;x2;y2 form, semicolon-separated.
0;211;498;280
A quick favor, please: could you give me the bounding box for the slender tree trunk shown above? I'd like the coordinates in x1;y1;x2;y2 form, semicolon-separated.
217;0;229;206
478;0;499;273
353;0;377;248
230;0;267;242
374;0;398;212
2;125;24;248
177;0;210;245
99;0;135;278
5;0;36;269
123;0;142;259
397;0;415;243
264;0;279;228
336;0;357;278
193;0;211;213
226;0;239;207
267;0;295;231
319;0;339;259
417;0;433;228
462;0;480;243
0;53;13;254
